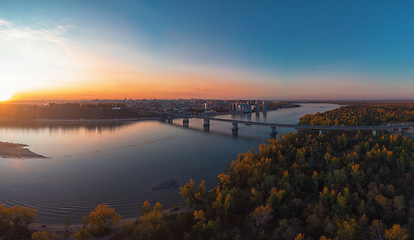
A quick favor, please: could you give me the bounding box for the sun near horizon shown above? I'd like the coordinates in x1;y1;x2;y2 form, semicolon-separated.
0;90;13;102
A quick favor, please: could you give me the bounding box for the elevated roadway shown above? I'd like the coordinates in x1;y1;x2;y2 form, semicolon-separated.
160;112;412;136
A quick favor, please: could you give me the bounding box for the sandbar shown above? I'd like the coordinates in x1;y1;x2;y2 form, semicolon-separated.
0;141;46;158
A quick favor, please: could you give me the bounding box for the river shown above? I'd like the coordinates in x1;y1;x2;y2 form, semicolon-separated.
0;103;338;223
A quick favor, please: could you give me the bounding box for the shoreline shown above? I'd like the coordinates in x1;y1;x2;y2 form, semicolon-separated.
0;141;46;158
0;107;289;125
28;204;187;240
29;217;136;240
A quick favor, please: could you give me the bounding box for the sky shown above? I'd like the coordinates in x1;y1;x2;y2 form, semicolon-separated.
1;1;414;101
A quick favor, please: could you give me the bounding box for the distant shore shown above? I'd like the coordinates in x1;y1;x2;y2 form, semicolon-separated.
0;141;46;158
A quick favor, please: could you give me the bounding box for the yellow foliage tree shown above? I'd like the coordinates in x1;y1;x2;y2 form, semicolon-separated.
71;228;90;240
31;231;57;240
249;204;272;229
294;233;305;240
9;205;38;228
140;200;151;216
88;204;122;234
384;224;408;240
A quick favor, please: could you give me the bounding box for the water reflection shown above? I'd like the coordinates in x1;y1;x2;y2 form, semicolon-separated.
0;104;340;223
0;121;135;133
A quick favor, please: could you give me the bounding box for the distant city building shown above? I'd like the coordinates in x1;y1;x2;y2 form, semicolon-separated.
236;102;252;112
203;103;210;109
231;103;237;111
256;101;261;111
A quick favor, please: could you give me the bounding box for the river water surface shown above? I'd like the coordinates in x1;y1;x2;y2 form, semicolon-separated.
0;103;338;223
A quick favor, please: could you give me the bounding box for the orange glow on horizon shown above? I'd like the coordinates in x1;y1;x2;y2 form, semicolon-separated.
10;71;279;101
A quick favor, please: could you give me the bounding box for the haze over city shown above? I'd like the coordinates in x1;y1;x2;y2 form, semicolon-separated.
1;1;414;101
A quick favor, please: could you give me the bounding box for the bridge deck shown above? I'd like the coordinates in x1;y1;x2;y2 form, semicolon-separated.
198;117;397;130
162;113;410;131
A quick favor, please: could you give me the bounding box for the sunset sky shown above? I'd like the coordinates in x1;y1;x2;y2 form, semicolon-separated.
1;1;414;101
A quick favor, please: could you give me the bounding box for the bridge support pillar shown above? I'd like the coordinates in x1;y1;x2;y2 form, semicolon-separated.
203;119;210;132
183;117;189;127
373;130;376;136
270;126;277;139
232;123;238;131
167;115;173;124
319;129;323;135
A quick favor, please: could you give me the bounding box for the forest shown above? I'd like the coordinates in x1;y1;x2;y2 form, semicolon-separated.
299;102;414;126
110;130;414;240
5;102;414;239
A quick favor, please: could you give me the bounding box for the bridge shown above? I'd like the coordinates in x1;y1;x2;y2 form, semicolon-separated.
161;113;410;137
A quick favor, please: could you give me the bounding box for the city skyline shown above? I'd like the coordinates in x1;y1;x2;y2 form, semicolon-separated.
2;1;414;101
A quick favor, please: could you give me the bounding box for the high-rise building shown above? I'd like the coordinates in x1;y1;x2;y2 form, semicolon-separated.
256;101;261;111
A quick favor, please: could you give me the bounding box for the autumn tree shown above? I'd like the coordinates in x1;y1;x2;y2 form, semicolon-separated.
134;202;167;240
31;231;57;240
384;224;408;240
192;209;221;238
88;204;122;235
71;228;90;240
249;204;272;229
9;205;38;228
140;200;151;216
336;218;359;240
295;233;305;240
180;179;206;210
368;220;386;240
0;204;11;235
180;179;196;210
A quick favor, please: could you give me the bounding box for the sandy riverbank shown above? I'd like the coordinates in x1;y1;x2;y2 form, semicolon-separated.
0;141;46;158
28;204;186;240
28;217;137;240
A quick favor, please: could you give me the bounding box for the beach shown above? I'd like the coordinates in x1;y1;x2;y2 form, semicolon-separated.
28;218;134;240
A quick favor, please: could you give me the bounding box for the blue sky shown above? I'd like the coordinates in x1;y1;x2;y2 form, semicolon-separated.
1;1;414;100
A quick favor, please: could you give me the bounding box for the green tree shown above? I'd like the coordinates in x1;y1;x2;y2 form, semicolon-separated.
64;218;71;229
393;195;405;218
337;218;358;240
82;215;89;229
61;218;72;240
121;220;135;236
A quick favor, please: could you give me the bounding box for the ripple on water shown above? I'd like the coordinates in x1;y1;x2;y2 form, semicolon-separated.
0;104;340;223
